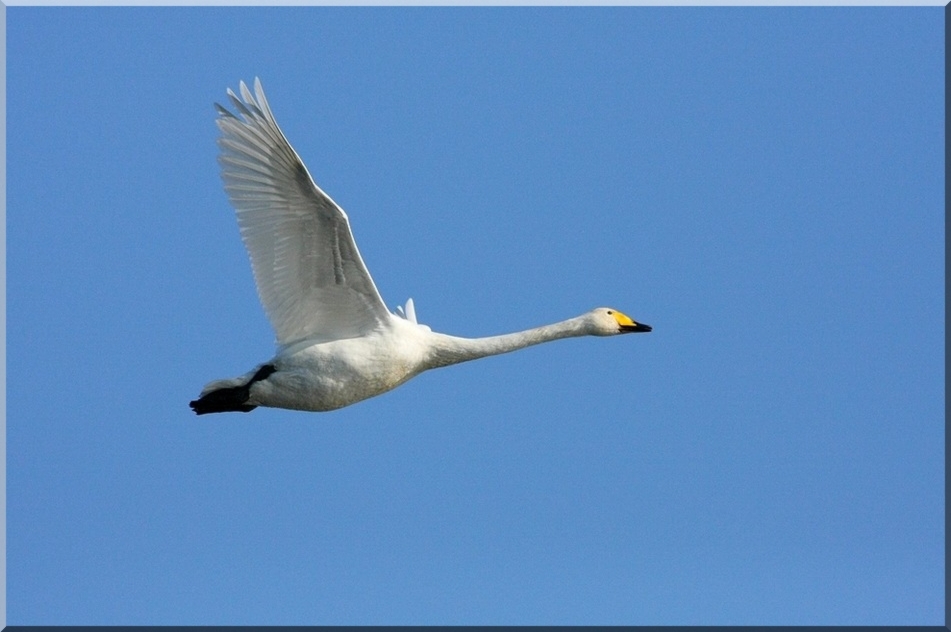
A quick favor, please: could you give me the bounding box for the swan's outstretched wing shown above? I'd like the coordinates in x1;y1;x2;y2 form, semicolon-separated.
215;78;390;348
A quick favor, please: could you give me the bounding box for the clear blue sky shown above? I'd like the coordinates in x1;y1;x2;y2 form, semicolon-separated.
7;7;944;625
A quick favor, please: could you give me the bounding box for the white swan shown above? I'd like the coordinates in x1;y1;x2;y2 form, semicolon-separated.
190;79;651;415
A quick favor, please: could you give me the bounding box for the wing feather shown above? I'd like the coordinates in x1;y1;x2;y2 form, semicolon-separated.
215;78;390;348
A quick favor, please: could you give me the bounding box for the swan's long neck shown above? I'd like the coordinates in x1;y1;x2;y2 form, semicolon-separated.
424;316;590;369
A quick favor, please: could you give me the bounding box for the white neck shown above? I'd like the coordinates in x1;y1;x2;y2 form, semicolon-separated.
423;315;590;369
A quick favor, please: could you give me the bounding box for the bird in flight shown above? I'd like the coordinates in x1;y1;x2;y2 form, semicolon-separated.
190;78;651;415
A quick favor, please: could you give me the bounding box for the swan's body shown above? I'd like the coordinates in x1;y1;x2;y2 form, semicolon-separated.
190;79;651;415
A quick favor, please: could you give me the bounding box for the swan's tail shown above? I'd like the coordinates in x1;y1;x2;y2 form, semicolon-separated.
189;385;257;414
189;364;276;415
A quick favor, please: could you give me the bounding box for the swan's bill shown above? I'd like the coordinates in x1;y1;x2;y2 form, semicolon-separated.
609;310;652;333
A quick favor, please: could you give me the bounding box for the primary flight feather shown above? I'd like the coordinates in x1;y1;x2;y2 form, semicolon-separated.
190;78;651;415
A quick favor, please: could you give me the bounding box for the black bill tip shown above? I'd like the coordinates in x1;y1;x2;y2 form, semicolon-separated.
621;322;652;333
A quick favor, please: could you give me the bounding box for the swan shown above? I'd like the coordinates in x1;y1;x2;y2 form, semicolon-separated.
190;78;652;415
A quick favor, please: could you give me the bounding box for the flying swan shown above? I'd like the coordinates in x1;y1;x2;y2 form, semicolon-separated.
190;78;651;415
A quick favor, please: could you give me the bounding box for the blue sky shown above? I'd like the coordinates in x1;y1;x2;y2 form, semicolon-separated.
7;7;944;625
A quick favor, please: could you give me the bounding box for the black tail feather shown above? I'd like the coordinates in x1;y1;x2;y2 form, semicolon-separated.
189;386;257;415
190;364;277;415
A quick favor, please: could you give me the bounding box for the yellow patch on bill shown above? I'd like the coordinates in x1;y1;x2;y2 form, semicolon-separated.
611;310;636;327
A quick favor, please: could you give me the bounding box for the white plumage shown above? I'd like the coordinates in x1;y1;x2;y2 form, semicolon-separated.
191;78;651;415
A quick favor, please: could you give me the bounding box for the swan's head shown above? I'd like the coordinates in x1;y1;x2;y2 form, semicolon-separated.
586;308;652;336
